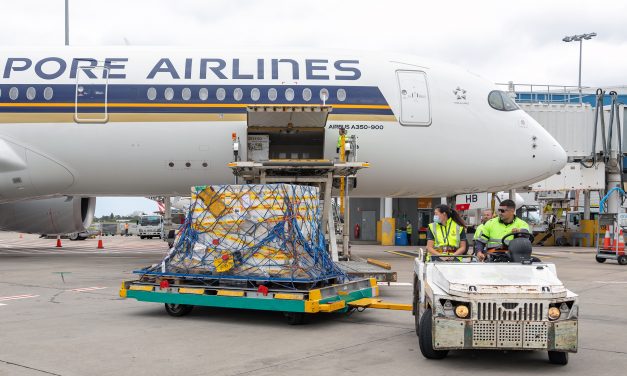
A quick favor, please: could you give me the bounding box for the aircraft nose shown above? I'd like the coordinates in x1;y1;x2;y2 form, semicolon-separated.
551;142;568;171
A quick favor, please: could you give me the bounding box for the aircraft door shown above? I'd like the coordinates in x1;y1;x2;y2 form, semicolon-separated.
397;70;431;126
74;65;109;123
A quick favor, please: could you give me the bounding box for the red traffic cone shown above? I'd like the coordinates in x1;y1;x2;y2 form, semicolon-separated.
97;238;104;249
602;227;612;250
56;236;62;248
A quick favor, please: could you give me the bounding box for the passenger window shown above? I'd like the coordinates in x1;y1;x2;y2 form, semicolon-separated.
199;88;209;101
251;88;260;101
147;87;157;101
43;87;54;100
302;88;312;101
26;87;36;100
9;87;19;100
216;88;226;101
234;88;243;101
164;88;174;101
182;88;192;101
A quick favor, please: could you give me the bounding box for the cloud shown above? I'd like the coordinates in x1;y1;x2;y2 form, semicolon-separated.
1;0;625;86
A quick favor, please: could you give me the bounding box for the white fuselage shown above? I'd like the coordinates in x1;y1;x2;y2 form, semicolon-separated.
0;47;567;202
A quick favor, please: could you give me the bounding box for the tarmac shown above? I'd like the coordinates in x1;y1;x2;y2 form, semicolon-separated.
1;232;626;376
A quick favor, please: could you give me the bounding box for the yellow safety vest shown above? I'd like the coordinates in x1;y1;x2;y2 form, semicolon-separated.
427;218;464;261
479;217;530;249
406;224;412;235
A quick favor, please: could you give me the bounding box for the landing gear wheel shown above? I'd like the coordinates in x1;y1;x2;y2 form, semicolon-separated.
283;312;306;325
595;256;606;263
618;255;627;265
418;309;448;359
69;233;79;241
164;303;193;317
548;351;569;365
140;236;145;239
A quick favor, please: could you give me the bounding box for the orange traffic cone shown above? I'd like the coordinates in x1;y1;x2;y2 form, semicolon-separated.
56;236;62;248
97;236;104;249
603;227;612;249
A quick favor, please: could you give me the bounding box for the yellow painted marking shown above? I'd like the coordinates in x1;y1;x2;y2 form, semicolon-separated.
178;288;205;295
216;290;245;297
369;278;378;287
348;298;412;311
384;250;419;258
319;300;346;312
274;293;304;300
129;285;153;292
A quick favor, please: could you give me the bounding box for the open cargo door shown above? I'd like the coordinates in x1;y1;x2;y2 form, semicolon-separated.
246;105;332;161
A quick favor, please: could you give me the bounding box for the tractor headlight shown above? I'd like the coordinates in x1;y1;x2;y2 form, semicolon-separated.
548;307;561;320
455;305;469;318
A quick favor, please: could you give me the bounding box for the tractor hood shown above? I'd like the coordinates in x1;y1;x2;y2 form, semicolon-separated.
430;263;568;299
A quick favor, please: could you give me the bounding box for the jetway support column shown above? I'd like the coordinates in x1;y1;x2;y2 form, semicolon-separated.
382;197;395;246
583;190;591;220
606;173;623;215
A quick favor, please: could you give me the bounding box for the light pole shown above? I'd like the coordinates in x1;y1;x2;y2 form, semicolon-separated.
562;32;596;104
64;0;69;45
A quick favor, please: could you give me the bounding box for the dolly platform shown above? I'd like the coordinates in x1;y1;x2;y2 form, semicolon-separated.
120;277;410;324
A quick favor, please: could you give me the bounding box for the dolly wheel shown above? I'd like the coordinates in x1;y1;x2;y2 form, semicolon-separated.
548;351;569;365
164;303;194;317
595;256;606;263
283;312;306;325
418;310;448;359
618;256;627;265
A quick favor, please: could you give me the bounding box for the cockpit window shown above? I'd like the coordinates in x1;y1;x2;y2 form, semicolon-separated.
488;90;519;111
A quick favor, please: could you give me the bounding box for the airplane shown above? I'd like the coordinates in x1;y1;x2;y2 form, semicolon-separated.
0;47;567;235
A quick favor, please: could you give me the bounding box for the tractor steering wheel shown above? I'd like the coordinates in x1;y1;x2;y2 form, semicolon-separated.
501;231;534;249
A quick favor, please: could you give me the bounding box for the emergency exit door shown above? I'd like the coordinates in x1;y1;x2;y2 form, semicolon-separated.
75;66;109;123
397;70;431;126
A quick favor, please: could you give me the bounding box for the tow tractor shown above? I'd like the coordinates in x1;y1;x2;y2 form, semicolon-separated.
413;232;579;365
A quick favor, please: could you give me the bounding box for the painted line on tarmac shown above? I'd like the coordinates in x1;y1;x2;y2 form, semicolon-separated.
70;287;108;292
0;294;39;302
592;281;627;284
377;282;412;286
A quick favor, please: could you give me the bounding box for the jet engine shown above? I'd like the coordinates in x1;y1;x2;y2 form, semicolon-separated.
0;197;96;234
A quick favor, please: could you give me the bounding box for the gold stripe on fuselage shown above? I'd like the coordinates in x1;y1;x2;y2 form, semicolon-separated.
0;113;397;124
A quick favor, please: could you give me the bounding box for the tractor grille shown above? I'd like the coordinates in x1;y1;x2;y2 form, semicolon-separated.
476;302;545;321
472;321;549;348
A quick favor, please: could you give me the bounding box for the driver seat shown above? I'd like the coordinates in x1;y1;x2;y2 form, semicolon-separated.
507;231;536;262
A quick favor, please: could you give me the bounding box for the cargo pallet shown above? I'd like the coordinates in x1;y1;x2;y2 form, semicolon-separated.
120;277;410;324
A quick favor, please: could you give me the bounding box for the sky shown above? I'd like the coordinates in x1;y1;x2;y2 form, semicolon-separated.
1;0;625;215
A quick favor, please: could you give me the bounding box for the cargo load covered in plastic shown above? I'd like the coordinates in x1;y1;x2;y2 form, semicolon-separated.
140;184;345;284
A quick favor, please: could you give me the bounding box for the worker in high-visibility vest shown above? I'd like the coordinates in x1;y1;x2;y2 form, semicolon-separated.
406;220;413;246
473;209;493;253
426;204;467;261
475;199;530;261
337;128;347;154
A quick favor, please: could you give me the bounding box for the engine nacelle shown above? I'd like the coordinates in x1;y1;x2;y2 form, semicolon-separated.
0;196;96;234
